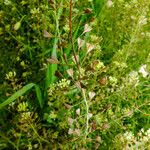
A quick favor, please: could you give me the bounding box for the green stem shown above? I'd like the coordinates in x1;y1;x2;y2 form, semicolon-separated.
81;88;89;139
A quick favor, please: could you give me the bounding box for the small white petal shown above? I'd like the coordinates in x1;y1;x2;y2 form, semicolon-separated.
83;24;92;34
88;113;93;119
139;65;149;77
68;128;74;134
78;38;85;49
106;0;114;8
68;117;74;126
88;92;96;100
76;108;80;116
67;68;74;78
86;43;95;53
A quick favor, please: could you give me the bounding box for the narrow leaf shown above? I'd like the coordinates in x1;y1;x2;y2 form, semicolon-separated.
0;83;35;109
35;85;43;108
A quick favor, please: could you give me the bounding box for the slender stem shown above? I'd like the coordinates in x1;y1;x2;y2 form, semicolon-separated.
29;123;50;144
69;0;80;73
69;0;89;139
81;88;89;138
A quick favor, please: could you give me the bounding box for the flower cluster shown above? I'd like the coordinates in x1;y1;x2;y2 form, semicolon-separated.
123;131;134;141
48;79;71;96
17;101;38;127
17;102;29;112
139;64;149;78
122;128;150;149
113;61;127;69
109;76;118;86
5;71;16;81
128;71;139;87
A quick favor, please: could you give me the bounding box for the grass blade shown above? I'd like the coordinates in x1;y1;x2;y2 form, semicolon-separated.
45;0;64;88
0;83;35;109
35;84;43;108
0;83;44;109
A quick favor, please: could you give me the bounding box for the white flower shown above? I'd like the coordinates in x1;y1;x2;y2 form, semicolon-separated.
57;79;70;88
139;65;149;78
145;128;150;137
129;71;139;86
141;128;144;133
88;92;96;100
109;76;117;85
139;16;147;26
88;113;93;119
76;108;80;116
106;0;114;8
123;131;134;141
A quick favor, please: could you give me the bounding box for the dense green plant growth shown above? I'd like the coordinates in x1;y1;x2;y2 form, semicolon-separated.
0;0;150;149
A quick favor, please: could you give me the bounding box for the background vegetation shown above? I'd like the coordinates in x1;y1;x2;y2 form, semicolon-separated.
0;0;150;149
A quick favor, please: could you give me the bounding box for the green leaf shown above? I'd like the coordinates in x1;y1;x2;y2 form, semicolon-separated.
46;64;57;87
45;39;58;88
45;0;64;88
0;83;35;109
93;0;105;16
35;85;43;108
0;83;44;109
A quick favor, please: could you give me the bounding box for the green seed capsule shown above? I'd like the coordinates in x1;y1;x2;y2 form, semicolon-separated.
14;21;21;31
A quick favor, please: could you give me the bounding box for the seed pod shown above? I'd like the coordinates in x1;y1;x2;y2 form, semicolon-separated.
99;77;107;85
47;57;59;64
92;121;97;130
14;21;21;30
43;30;51;38
84;8;92;14
67;68;74;78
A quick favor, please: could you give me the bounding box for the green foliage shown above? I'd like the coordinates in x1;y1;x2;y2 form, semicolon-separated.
0;0;150;149
0;83;34;109
0;83;43;109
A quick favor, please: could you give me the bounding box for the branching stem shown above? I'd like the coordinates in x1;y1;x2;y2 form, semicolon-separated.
69;0;89;139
